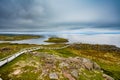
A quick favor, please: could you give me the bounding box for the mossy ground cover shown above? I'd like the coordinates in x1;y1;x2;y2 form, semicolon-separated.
0;53;42;80
79;69;103;80
37;44;120;79
0;43;120;80
44;37;69;43
0;50;104;80
69;43;120;80
0;43;39;59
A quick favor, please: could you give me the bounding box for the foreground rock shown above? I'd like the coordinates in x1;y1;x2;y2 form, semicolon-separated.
71;69;79;78
49;72;58;79
30;52;114;80
59;62;69;68
5;52;114;80
103;74;114;80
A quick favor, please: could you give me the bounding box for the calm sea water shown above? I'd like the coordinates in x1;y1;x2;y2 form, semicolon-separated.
0;33;120;47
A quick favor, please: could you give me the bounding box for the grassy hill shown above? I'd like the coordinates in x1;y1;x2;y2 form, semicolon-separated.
0;43;120;80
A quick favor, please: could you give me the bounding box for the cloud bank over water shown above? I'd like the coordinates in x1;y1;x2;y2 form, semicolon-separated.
0;0;120;32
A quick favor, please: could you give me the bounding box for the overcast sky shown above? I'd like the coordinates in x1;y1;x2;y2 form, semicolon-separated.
0;0;120;32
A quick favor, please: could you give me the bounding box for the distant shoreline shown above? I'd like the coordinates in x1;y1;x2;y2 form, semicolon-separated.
0;33;120;48
0;34;42;41
44;37;69;43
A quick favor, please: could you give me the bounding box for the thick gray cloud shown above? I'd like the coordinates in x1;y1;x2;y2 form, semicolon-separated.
0;0;50;31
0;0;120;32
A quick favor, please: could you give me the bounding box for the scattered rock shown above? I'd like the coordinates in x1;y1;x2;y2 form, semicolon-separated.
59;62;69;68
40;69;49;79
49;72;58;79
82;58;90;63
82;58;93;70
71;69;79;78
73;57;82;62
30;52;114;80
63;71;76;80
103;74;114;80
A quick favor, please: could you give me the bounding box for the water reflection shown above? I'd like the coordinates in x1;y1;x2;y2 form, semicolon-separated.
57;34;120;47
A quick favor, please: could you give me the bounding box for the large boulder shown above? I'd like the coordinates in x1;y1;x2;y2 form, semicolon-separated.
71;69;79;78
81;58;101;70
82;58;94;70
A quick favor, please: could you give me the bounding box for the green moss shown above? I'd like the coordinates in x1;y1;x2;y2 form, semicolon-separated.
70;43;120;80
97;62;120;80
12;72;40;80
44;37;69;43
54;49;77;57
79;69;104;80
0;43;120;80
0;54;27;80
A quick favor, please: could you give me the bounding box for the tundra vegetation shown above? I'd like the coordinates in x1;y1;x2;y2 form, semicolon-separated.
0;35;41;41
0;43;40;59
44;37;69;43
0;43;120;80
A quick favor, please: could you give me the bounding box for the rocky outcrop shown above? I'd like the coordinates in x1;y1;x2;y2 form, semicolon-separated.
81;58;101;70
70;69;79;78
30;52;114;80
59;62;69;68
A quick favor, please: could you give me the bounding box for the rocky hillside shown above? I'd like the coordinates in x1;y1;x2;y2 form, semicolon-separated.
0;51;114;80
1;43;119;80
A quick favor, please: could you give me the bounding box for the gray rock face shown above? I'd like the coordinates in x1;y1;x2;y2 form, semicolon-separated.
0;78;2;80
103;74;114;80
93;62;101;70
81;58;101;70
82;58;93;70
71;69;79;78
82;58;90;63
59;62;69;68
31;52;114;80
49;72;58;80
